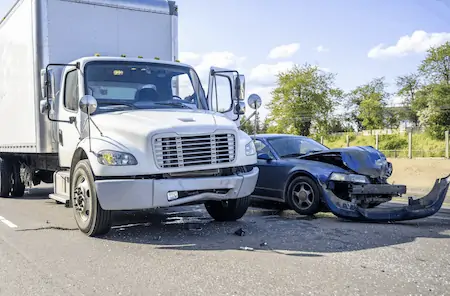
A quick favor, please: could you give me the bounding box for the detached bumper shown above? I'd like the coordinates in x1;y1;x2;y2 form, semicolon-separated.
94;167;259;211
321;174;450;222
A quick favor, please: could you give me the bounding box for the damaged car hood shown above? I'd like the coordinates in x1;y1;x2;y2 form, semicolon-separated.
299;146;392;178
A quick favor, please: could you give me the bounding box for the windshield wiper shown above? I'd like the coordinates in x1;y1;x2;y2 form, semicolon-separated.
98;102;139;109
153;101;192;109
280;153;305;158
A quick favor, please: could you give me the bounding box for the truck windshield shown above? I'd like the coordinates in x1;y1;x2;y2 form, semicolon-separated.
84;61;208;113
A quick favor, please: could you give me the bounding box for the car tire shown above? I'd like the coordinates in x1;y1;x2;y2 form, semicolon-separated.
205;196;251;222
286;175;321;216
0;158;12;197
71;160;112;237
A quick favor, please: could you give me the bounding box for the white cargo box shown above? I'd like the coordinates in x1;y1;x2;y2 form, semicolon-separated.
0;0;178;153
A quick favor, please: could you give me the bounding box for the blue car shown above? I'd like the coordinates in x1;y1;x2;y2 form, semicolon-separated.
249;134;450;222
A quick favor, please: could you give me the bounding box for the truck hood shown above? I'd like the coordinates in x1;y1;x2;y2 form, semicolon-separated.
90;109;237;136
299;146;392;179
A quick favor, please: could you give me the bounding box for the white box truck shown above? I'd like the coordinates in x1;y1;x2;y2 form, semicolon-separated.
0;0;262;236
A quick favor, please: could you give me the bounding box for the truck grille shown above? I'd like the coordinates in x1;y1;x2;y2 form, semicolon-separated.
153;133;236;168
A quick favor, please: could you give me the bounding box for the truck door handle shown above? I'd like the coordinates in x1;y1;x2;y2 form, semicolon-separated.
59;130;64;146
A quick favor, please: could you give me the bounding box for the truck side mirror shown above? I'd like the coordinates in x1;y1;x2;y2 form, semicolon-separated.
79;95;98;115
40;68;56;100
234;101;246;115
235;74;245;100
247;94;262;110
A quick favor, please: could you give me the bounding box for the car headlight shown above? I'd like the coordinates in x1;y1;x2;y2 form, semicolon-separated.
96;150;138;166
245;140;256;156
329;172;369;184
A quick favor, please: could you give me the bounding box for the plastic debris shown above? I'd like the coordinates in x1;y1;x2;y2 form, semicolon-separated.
239;246;254;251
234;228;246;236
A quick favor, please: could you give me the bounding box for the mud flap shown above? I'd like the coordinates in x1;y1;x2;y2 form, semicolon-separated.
320;174;450;222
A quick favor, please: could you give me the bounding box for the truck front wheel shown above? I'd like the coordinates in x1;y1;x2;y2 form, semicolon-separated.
205;196;251;222
71;160;112;237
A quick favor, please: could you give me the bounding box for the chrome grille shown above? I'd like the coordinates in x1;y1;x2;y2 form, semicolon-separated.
154;133;236;168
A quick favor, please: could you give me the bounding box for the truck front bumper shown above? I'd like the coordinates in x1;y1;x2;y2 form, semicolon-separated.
94;167;259;211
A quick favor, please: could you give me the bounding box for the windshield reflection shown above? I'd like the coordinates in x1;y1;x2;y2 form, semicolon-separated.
83;61;208;113
268;136;329;158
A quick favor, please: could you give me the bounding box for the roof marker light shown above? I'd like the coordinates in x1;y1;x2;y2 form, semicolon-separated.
121;54;126;57
154;57;160;60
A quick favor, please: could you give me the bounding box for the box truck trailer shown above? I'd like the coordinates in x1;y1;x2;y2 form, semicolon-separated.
0;0;262;236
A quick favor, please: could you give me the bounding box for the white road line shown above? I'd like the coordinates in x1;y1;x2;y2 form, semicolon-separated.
0;216;18;228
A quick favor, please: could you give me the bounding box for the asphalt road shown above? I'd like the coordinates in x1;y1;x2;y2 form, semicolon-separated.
1;185;450;296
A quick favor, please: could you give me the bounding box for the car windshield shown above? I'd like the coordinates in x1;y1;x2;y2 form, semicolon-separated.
268;136;329;158
84;61;208;113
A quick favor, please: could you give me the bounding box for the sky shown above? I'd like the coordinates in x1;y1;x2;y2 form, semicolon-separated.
1;0;450;119
174;0;450;118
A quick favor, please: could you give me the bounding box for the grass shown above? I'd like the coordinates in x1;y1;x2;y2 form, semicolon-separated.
317;132;448;158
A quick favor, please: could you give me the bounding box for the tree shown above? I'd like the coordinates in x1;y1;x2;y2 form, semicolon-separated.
346;77;390;131
419;41;450;85
267;63;343;136
395;73;421;127
416;83;450;139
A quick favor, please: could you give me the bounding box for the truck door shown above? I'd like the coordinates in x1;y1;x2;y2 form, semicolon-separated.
207;66;243;123
57;68;82;168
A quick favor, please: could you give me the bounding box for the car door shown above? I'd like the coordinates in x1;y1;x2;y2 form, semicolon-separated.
253;139;286;201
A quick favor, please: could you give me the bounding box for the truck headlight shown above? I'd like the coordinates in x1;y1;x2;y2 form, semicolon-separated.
329;172;369;184
97;150;138;166
245;140;256;156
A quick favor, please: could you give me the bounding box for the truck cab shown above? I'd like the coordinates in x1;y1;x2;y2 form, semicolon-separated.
0;0;262;237
39;56;260;236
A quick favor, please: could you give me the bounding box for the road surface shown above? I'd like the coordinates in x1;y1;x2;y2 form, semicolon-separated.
1;185;450;296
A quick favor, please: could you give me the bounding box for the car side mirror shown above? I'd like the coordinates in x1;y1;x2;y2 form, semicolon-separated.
257;153;272;161
79;95;98;115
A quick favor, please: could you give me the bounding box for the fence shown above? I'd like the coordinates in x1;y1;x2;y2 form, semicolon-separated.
318;131;450;159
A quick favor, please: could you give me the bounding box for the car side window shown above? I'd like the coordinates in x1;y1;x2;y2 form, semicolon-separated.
64;70;79;111
254;140;274;158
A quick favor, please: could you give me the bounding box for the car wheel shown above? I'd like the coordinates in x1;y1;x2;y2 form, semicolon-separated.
286;175;321;216
71;160;112;237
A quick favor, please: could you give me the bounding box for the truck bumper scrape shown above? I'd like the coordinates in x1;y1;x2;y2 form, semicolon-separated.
94;167;259;211
320;174;450;222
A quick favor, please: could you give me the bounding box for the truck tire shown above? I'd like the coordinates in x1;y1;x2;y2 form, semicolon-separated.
205;196;251;222
71;160;112;237
0;158;12;197
10;162;25;197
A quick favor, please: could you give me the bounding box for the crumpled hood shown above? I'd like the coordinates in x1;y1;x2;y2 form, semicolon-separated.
300;146;392;178
90;109;237;136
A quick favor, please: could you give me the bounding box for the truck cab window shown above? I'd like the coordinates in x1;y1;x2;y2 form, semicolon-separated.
210;75;232;112
64;70;79;111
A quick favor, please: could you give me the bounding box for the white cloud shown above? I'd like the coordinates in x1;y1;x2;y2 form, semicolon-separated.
179;52;200;63
315;45;329;53
368;30;450;59
318;67;331;72
249;62;294;86
268;43;300;59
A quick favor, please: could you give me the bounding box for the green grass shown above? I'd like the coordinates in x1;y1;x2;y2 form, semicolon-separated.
319;132;448;158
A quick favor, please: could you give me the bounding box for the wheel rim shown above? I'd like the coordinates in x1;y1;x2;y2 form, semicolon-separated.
291;182;314;210
73;173;92;223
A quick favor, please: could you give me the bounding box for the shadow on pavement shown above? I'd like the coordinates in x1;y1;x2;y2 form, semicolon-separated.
98;203;450;256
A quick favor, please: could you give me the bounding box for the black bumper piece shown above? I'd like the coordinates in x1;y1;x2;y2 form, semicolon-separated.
321;174;450;222
350;184;407;195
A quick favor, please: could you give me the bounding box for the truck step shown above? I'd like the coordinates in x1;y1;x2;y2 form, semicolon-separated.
52;170;71;207
49;193;70;207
